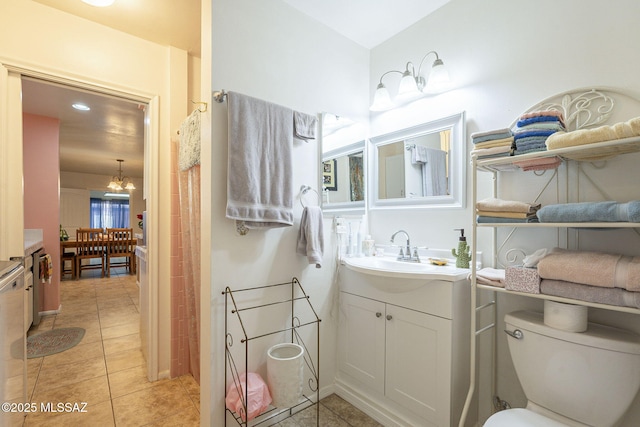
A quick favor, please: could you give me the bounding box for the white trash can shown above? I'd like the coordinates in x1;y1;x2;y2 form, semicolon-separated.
266;343;304;408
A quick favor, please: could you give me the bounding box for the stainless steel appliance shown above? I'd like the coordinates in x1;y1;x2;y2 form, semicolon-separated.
0;260;26;426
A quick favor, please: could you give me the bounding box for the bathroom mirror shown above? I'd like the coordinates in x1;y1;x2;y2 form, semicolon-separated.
320;113;367;214
369;111;466;209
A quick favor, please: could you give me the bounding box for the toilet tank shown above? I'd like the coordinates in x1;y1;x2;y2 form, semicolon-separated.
505;310;640;427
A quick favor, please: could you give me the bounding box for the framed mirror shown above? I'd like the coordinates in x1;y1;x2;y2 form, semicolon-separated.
320;113;367;214
369;111;466;209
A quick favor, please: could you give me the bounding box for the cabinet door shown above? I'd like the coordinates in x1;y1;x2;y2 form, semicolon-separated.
385;305;452;426
338;293;386;393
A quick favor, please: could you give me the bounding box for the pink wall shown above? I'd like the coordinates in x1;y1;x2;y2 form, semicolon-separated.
170;141;190;377
23;113;61;312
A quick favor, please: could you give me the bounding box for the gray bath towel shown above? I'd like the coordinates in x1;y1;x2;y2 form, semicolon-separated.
226;91;294;228
537;200;640;223
296;206;324;268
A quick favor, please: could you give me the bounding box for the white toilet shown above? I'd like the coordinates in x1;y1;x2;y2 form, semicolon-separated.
484;310;640;427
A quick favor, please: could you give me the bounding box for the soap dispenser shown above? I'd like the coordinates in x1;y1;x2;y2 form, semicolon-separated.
451;228;471;268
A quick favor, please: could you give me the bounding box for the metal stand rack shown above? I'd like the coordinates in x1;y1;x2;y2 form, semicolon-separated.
223;277;321;426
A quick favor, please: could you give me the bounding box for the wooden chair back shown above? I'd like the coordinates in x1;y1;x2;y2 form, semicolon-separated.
106;228;134;256
76;228;104;256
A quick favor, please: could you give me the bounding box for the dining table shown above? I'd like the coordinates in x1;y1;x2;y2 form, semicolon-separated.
60;237;137;274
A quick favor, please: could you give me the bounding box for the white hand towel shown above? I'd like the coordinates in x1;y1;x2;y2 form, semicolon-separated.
226;91;294;228
293;111;317;141
297;206;324;268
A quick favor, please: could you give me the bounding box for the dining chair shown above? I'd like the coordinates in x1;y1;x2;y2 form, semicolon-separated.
75;228;105;278
105;228;135;277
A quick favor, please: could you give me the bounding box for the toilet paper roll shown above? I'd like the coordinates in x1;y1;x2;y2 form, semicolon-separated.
544;300;588;332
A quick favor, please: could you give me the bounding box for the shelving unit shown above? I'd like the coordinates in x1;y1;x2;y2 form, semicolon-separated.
459;88;640;427
223;278;321;426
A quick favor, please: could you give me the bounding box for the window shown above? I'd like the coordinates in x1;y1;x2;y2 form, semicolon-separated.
90;198;130;229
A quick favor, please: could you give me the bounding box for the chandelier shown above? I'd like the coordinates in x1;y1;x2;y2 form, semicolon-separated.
107;159;136;191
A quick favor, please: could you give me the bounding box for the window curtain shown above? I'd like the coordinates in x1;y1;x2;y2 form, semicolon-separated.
90;198;130;229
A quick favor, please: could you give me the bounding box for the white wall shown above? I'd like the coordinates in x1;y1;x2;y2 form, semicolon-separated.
0;0;188;379
370;0;640;425
209;0;369;424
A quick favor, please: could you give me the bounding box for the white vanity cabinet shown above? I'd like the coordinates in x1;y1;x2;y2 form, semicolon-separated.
337;267;473;427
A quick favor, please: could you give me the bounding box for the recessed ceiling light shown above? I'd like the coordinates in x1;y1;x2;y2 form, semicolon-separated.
72;103;91;111
82;0;115;7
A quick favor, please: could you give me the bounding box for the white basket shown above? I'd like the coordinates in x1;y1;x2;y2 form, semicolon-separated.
267;343;304;407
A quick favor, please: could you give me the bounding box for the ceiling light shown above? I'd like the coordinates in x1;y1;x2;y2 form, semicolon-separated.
72;103;90;111
104;192;130;198
82;0;115;7
107;159;136;192
370;51;451;111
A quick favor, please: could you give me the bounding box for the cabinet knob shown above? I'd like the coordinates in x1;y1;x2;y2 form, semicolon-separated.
376;312;382;318
386;314;393;321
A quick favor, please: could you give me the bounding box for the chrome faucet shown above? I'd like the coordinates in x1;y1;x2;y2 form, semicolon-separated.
390;230;420;262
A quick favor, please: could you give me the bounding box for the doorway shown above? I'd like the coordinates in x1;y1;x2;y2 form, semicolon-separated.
15;71;164;383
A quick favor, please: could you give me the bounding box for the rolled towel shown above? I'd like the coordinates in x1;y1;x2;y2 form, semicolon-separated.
537;250;640;291
537;201;640;223
476;197;541;214
546;116;640;150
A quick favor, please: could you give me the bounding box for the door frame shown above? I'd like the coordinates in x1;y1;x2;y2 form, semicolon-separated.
0;58;161;380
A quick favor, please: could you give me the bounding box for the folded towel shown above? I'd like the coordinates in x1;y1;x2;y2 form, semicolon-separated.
520;110;565;121
471;128;512;140
476;197;541;214
476;210;536;220
505;266;541;294
514;156;562;172
477;215;539;223
474;267;505;287
293;111;317;141
226;91;294;229
516;116;564;128
546;117;640;150
537;201;640;223
471;145;512;158
540;279;640;309
296;206;324;268
514;129;557;140
178;108;201;171
471;128;512;144
472;136;514;150
515;122;565;133
537;249;640;291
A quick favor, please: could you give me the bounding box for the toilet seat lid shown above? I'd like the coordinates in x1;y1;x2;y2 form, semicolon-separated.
484;408;569;427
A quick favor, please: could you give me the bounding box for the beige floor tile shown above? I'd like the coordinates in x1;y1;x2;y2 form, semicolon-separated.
99;312;139;329
321;394;383;427
101;321;139;340
59;299;98;315
102;333;140;355
108;365;169;399
79;323;104;344
25;399;114;427
27;357;43;400
53;311;100;328
111;380;194;426
41;339;104;367
97;297;135;310
32;374;111;407
36;355;106;392
144;406;200;426
105;347;145;374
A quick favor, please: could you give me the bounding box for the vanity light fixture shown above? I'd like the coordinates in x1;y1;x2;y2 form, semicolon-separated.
370;50;451;111
107;159;136;191
82;0;115;6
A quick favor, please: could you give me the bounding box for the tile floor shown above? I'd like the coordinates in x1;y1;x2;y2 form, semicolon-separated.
24;265;380;427
24;266;199;427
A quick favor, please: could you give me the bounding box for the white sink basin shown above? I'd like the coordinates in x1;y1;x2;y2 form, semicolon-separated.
342;255;470;281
